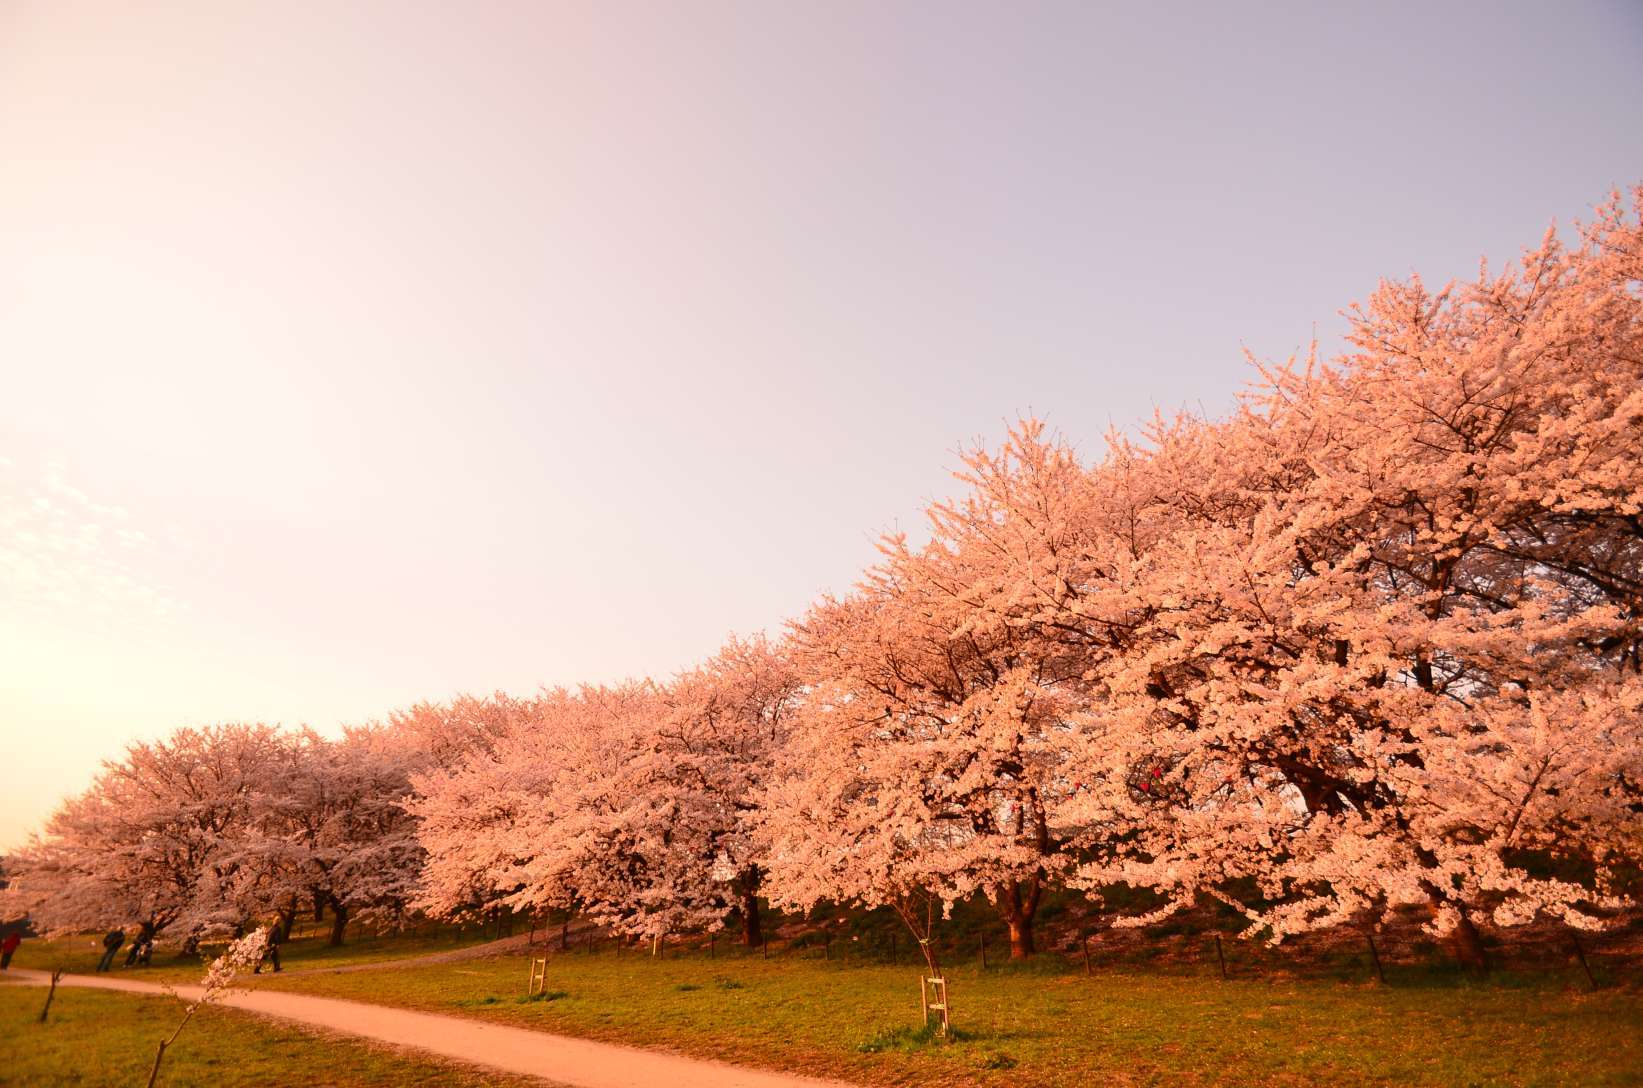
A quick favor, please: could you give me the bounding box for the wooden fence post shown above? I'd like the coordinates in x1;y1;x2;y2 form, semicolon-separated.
1213;934;1228;980
1365;934;1385;984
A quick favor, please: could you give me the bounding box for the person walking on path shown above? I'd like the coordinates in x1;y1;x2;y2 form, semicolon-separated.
96;928;125;972
254;923;284;973
0;931;20;969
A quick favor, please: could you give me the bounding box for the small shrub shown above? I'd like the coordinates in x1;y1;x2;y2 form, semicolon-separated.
516;990;568;1003
674;983;701;992
858;1023;973;1052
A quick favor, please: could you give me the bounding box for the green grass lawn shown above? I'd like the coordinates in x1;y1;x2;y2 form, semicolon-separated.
0;980;533;1087
8;921;1638;1086
235;943;1643;1087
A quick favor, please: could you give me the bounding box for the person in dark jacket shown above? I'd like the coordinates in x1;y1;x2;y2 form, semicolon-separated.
0;931;20;969
97;928;125;972
254;924;284;973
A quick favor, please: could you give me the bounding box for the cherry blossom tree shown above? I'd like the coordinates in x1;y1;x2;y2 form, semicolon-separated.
762;435;1093;960
414;647;799;947
0;724;289;950
388;692;525;774
248;726;425;946
411;685;652;930
601;635;800;946
1053;192;1643;969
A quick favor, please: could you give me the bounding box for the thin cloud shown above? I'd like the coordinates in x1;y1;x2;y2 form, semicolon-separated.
0;459;183;619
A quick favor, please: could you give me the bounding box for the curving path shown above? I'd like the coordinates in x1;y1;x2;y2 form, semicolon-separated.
2;968;855;1088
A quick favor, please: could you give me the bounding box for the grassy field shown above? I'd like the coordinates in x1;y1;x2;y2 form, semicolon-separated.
0;981;533;1087
238;942;1643;1087
8;914;1639;1086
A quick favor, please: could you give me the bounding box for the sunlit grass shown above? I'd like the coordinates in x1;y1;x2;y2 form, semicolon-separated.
246;942;1643;1087
0;981;533;1087
10;915;1638;1086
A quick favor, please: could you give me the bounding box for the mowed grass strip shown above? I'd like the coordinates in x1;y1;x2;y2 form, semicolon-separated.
0;981;536;1087
251;949;1642;1087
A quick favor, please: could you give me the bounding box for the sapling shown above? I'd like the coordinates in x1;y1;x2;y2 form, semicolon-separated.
147;928;269;1088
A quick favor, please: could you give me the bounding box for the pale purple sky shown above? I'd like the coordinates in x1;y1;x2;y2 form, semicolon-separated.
2;1;1639;850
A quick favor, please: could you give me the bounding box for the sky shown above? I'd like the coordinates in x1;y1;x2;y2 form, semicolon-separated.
1;0;1640;851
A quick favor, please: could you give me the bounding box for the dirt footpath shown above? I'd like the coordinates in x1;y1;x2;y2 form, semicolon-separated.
3;969;856;1088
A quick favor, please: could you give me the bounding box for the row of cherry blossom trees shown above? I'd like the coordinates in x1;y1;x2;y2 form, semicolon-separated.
757;193;1643;972
1;722;440;949
5;192;1638;976
412;637;800;948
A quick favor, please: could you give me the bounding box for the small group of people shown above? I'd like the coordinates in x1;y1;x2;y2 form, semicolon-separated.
93;919;286;973
93;926;155;972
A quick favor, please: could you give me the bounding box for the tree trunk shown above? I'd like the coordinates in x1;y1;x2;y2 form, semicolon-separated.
313;893;326;923
1449;908;1488;974
994;879;1040;960
559;918;569;951
1006;915;1035;959
919;938;942;979
741;881;763;948
327;901;349;947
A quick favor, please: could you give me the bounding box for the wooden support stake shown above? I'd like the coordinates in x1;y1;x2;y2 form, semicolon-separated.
709;932;716;959
762;938;768;959
38;969;62;1023
1082;933;1092;977
1365;934;1385;984
979;934;987;970
824;932;830;960
1570;933;1597;990
1214;934;1228;980
920;974;950;1037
